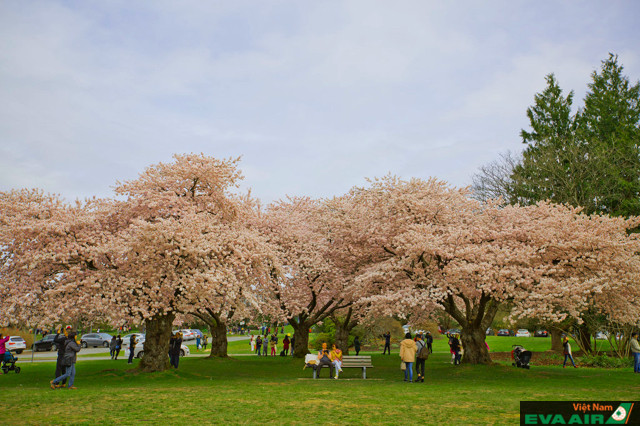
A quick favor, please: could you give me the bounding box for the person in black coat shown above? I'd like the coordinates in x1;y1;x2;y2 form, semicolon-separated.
425;332;433;354
169;333;183;368
354;336;361;355
114;335;123;360
53;329;69;387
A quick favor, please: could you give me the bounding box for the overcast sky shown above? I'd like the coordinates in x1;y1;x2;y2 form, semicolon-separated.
1;1;639;203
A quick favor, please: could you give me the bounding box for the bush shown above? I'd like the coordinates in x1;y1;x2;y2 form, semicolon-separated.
310;332;334;351
580;354;633;368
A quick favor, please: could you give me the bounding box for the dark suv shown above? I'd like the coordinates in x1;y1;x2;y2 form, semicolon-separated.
32;334;58;352
497;329;511;336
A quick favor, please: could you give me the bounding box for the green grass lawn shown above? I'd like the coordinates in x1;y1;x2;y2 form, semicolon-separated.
1;350;636;425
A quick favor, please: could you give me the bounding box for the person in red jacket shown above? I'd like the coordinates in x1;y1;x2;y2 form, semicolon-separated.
283;335;290;356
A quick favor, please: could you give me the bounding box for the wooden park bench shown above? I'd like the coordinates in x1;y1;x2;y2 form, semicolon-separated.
308;355;374;379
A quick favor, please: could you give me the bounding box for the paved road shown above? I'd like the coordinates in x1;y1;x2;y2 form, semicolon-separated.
23;335;251;361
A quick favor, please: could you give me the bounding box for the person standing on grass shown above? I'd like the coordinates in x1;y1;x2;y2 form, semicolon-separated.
196;334;202;351
50;331;81;390
270;334;277;356
562;337;577;368
425;332;433;354
201;333;208;351
109;336;117;359
415;334;427;382
383;331;391;355
291;335;295;356
631;332;640;373
128;334;137;364
53;328;69;386
250;334;255;353
354;336;361;356
262;335;269;356
399;332;417;382
330;344;343;379
256;335;262;355
0;334;10;366
114;335;123;360
169;332;182;368
451;334;462;365
283;335;290;356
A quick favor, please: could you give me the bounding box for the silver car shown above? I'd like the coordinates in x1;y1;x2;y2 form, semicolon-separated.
80;332;114;348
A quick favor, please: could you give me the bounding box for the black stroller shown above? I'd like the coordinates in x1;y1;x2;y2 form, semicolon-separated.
1;351;21;374
511;345;532;369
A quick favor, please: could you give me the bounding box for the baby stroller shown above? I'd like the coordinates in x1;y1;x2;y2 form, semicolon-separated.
1;351;21;374
511;345;532;369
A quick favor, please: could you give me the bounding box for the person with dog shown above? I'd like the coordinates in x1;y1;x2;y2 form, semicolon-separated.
50;331;81;389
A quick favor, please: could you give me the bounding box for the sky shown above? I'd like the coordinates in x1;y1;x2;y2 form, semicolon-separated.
1;1;639;203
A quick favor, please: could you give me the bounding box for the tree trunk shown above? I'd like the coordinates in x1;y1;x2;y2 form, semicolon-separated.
291;323;310;358
574;323;592;354
334;323;351;354
460;326;491;365
332;308;358;355
208;318;228;358
139;313;174;372
550;327;563;352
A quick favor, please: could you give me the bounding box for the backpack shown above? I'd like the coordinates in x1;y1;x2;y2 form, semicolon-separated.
417;341;429;360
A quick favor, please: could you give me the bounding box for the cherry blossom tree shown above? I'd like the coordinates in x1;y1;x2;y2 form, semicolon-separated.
1;154;273;371
340;176;640;364
256;197;359;357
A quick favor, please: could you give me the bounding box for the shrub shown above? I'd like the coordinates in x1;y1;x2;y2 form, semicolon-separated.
579;354;633;368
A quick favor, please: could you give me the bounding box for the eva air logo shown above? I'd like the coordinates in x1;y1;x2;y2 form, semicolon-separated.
606;403;634;424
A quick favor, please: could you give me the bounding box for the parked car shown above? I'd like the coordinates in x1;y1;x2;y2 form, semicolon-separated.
121;333;145;346
486;328;494;336
32;334;58;352
177;329;196;341
134;342;190;359
497;329;511;336
80;333;114;348
534;330;549;337
7;336;26;354
515;329;531;337
447;329;461;335
189;329;203;339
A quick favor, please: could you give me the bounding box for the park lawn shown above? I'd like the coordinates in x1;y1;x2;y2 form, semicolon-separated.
1;352;637;425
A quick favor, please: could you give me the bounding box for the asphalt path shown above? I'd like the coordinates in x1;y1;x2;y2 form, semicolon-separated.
21;335;251;363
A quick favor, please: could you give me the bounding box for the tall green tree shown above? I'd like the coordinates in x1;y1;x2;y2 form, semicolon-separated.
510;54;640;218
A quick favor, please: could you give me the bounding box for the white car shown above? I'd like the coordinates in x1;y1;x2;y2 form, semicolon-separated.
133;343;190;359
121;333;145;346
515;329;531;337
7;336;26;354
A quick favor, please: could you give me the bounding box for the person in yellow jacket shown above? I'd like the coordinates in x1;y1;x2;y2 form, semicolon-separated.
399;332;417;382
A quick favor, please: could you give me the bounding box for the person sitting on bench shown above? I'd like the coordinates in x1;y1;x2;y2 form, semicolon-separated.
315;342;334;378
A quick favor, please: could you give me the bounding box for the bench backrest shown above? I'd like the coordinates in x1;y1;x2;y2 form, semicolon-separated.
341;355;373;367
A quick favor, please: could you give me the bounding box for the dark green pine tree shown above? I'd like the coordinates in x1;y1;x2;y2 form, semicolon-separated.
510;54;640;218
